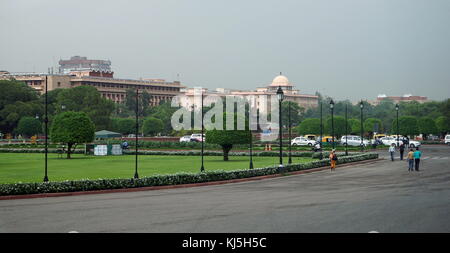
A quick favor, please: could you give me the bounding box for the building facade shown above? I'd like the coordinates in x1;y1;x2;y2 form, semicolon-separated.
0;71;184;106
371;94;429;105
58;56;112;74
181;74;319;114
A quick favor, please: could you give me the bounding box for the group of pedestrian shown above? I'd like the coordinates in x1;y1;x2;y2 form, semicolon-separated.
389;143;422;171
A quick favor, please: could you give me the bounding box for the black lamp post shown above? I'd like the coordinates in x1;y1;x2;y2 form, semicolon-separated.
200;90;205;172
43;75;49;182
360;100;364;152
134;88;139;179
319;102;323;160
345;103;348;156
277;86;284;170
330;99;335;149
395;104;399;147
288;101;292;164
249;130;254;169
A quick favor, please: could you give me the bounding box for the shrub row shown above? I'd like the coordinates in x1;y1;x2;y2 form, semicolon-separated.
0;153;378;196
0;148;318;157
0;148;84;154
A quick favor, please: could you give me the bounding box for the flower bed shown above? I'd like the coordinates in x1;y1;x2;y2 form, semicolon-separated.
0;153;378;196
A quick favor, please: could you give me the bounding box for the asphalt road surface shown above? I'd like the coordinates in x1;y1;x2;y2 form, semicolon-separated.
0;145;449;233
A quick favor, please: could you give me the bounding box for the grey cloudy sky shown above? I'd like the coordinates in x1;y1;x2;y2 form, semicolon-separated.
1;0;449;102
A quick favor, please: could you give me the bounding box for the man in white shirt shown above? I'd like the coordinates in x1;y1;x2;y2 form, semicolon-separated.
389;143;396;161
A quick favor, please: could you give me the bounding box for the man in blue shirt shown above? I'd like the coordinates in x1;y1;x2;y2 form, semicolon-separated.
413;147;422;171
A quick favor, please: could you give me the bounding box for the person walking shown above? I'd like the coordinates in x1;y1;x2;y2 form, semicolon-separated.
389;143;396;161
399;143;405;160
414;147;422;171
329;149;337;171
407;148;414;171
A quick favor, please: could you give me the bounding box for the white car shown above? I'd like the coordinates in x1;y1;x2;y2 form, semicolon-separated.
340;135;369;147
445;135;450;145
190;134;205;142
291;137;316;146
179;136;192;142
381;136;421;148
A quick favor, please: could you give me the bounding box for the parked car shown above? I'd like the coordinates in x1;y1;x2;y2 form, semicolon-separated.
304;134;317;140
190;133;205;142
291;137;316;146
445;134;450;145
340;135;370;147
179;135;192;143
381;136;421;148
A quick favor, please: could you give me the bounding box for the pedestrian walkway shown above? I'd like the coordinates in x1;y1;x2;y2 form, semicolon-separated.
380;155;449;160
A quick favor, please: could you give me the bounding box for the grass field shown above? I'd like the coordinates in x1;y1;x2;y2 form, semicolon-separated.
0;153;315;184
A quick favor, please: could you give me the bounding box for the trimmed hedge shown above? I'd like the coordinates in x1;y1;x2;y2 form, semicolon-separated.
0;148;84;154
0;148;318;157
0;153;378;196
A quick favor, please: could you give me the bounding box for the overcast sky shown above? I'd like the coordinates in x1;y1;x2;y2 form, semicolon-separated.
1;0;449;102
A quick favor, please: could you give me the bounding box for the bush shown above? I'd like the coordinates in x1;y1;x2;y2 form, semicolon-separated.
0;153;378;196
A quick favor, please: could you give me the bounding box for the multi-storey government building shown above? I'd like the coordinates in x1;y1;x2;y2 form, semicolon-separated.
0;71;184;106
1;55;185;106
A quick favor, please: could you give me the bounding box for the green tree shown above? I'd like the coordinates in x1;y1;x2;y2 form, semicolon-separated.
436;116;449;137
0;80;42;134
324;116;351;138
392;116;420;137
364;118;383;138
145;101;180;135
417;117;438;139
142;117;164;136
441;99;450;127
125;89;151;116
281;101;304;127
297;118;321;135
15;116;42;137
55;86;114;130
50;111;95;159
348;118;361;135
110;118;135;135
206;113;251;161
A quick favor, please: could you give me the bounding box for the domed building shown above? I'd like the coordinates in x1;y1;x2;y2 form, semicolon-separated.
182;73;319;114
231;73;319;113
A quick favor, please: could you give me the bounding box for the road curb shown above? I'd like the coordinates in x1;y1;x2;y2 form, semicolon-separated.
0;158;382;201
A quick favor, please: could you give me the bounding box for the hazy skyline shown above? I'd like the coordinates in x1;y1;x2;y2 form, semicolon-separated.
1;0;450;102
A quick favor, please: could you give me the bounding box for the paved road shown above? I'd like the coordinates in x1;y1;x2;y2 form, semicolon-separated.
0;145;449;233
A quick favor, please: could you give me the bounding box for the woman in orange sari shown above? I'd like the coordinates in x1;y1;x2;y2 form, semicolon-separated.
329;149;337;171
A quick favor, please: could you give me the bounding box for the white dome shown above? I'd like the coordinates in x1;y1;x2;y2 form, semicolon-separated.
270;75;291;86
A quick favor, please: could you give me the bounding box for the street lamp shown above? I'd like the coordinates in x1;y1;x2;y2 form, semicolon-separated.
345;103;348;156
43;75;49;182
319;102;323;160
277;86;284;170
330;99;335;149
395;104;399;147
288;101;292;164
360;100;364;152
249;130;254;169
134;88;139;179
200;90;205;172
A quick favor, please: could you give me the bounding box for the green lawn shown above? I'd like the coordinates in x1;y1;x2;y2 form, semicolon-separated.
0;153;315;184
